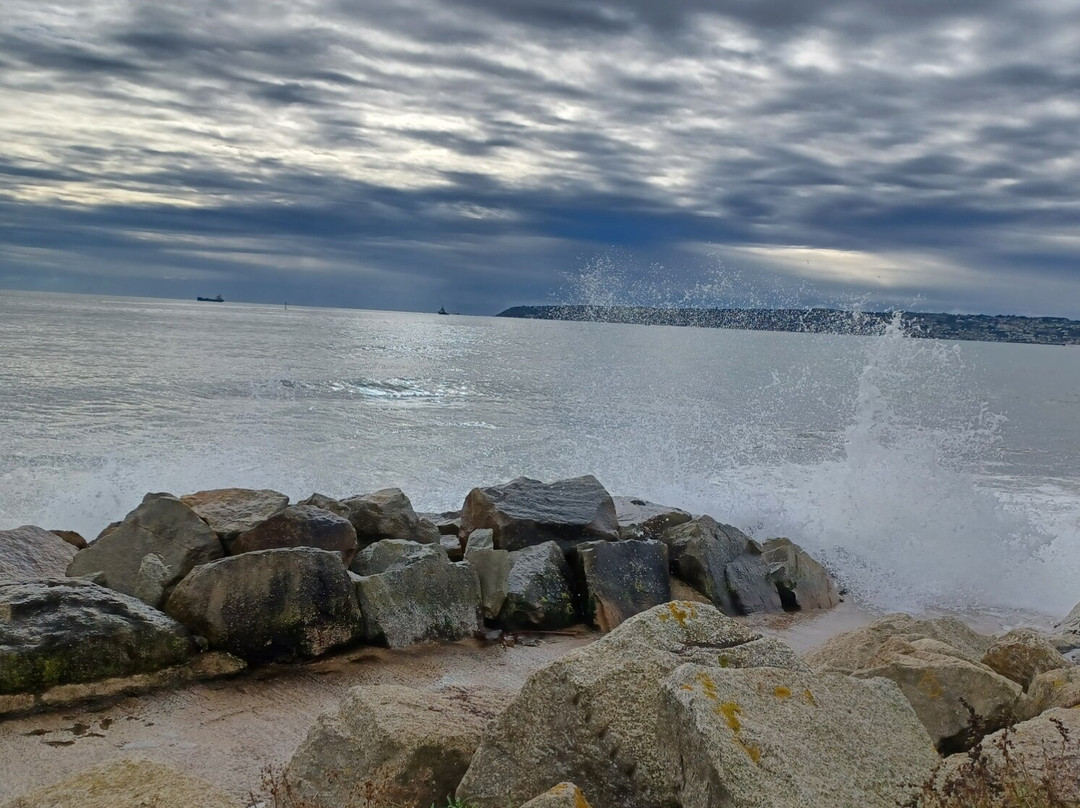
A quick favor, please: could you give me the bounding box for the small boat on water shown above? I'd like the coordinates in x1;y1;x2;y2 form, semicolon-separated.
197;294;224;302
438;306;449;315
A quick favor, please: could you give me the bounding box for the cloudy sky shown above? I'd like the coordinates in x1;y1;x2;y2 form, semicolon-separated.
1;0;1078;316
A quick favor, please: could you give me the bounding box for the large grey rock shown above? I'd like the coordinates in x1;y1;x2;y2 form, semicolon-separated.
0;525;77;583
179;487;289;542
465;530;511;620
658;664;938;808
353;551;480;648
340;487;440;547
297;492;351;519
661;516;780;615
165;548;360;663
0;578;193;695
924;707;1080;808
350;538;447;576
285;684;512;808
0;758;244;808
576;539;670;632
67;493;224;607
457;601;805;808
804;612;993;674
461;475;619;551
852;635;1023;752
1019;666;1080;719
133;553;171;608
724;546;784;614
612;496;691;540
981;628;1068;689
762;536;839;611
230;504;358;564
497;541;578;630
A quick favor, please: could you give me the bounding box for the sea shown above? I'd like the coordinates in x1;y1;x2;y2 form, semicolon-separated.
1;290;1077;623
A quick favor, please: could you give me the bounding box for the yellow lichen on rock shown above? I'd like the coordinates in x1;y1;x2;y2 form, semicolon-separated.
773;686;791;699
718;701;742;732
658;600;699;627
916;669;944;699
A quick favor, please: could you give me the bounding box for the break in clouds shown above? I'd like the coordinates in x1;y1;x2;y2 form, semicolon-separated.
1;0;1079;315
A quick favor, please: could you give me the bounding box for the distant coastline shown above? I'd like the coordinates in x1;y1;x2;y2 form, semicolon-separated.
497;305;1080;346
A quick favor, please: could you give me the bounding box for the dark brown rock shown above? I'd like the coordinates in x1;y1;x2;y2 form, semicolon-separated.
576;539;671;632
229;504;358;564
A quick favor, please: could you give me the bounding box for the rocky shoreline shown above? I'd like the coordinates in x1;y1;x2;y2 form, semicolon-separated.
2;474;1078;807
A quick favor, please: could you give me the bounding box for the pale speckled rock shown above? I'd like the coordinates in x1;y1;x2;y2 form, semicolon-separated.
465;531;510;620
612;496;691;540
1020;666;1080;719
132;552;171;608
1055;600;1080;637
762;537;839;611
804;612;993;674
659;664;938;808
923;707;1080;808
0;526;77;583
353;553;480;648
230;504;358;564
457;601;804;808
576;539;670;632
498;541;578;630
0;758;243;808
519;782;594;808
285;684;512;808
853;635;1023;751
66;493;224;607
0;578;192;696
341;488;440;547
461;475;619;551
165;548;360;662
180;487;289;541
982;628;1068;689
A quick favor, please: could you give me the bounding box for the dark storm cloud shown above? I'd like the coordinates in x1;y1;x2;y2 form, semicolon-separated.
0;0;1078;315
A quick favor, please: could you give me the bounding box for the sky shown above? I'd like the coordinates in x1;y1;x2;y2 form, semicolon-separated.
1;0;1079;316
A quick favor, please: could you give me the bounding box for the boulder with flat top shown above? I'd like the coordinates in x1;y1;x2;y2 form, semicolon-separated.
340;488;440;547
229;504;357;564
461;475;619;551
575;539;670;631
612;496;691;540
180;487;289;544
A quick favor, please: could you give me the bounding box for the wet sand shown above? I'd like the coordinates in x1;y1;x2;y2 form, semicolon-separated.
0;601;995;803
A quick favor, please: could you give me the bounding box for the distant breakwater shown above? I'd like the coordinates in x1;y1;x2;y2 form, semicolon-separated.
498;305;1080;346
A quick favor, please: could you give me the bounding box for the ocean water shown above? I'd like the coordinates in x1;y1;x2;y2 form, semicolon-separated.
1;290;1077;620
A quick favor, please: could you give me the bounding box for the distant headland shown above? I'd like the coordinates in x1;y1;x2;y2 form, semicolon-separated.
498;305;1080;346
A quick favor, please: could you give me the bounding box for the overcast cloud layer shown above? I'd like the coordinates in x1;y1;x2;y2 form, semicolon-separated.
1;0;1078;315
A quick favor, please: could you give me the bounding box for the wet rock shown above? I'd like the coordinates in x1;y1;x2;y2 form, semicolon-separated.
341;487;440;546
576;539;670;631
350;538;447;576
66;493;224;608
852;636;1023;752
180;487;289;542
612;496;691;540
804;612;993;674
1020;666;1080;719
0;578;192;695
165;548;360;663
285;684;512;808
353;549;480;648
762;536;839;611
0;758;244;808
296;492;351;519
48;529;88;550
229;504;358;564
518;783;594;808
724;545;784;614
465;530;511;620
924;707;1080;808
659;664;938;808
461;475;619;551
661;516;780;615
497;541;578;631
0;526;77;583
982;628;1068;689
457;601;804;808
